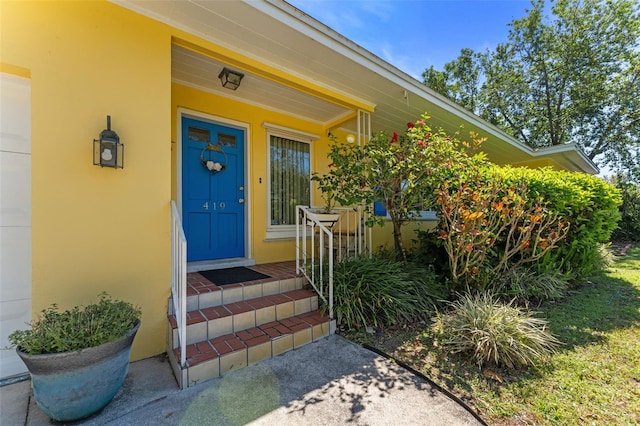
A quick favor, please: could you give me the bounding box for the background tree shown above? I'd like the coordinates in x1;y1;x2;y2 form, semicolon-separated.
423;0;640;182
423;48;481;112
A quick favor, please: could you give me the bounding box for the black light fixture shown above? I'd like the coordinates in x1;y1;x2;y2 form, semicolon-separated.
93;115;124;169
218;67;244;90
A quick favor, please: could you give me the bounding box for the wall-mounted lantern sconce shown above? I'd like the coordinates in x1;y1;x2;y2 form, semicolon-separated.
218;67;244;90
346;134;356;144
93;115;124;169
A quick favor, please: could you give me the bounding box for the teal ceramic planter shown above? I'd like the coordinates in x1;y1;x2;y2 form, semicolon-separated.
17;321;140;422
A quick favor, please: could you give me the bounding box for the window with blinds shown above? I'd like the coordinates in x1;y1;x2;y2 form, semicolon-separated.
269;135;311;227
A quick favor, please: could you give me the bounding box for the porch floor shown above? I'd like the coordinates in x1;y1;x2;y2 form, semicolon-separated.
186;261;298;297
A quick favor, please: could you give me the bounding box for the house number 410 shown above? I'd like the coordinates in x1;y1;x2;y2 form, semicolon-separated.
203;202;226;210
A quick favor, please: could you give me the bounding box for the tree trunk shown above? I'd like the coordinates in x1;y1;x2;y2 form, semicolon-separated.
390;216;406;261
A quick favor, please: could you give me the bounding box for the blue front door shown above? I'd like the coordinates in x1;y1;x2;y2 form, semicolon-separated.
182;117;245;261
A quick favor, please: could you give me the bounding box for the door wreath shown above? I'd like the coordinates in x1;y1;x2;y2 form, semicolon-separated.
199;142;228;174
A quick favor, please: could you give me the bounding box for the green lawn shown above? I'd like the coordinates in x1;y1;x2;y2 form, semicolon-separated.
347;246;640;425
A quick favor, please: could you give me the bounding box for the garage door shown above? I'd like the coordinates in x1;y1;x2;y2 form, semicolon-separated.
0;72;32;380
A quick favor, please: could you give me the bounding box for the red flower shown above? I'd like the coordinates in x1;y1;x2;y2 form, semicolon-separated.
416;120;425;126
407;122;414;128
328;163;334;167
426;133;432;138
418;140;426;147
391;132;398;143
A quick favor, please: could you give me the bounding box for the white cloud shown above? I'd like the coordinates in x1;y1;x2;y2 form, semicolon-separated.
379;42;424;79
359;0;396;22
287;1;362;30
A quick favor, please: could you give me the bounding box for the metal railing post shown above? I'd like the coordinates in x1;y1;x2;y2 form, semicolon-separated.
170;201;187;367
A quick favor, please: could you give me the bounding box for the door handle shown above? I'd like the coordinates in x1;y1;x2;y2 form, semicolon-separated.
238;198;245;204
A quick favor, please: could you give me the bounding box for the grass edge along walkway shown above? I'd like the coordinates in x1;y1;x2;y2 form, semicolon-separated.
351;246;640;425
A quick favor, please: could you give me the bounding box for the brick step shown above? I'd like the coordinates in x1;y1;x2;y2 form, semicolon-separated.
168;289;319;346
169;310;330;388
183;275;305;311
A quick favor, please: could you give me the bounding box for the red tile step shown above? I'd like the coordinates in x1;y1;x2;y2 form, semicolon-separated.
172;310;330;387
169;289;317;328
175;310;329;366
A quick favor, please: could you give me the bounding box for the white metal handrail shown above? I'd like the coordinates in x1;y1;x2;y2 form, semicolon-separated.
170;200;187;367
296;205;371;321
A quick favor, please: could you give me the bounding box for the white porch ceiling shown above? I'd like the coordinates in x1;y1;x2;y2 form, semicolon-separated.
172;44;353;126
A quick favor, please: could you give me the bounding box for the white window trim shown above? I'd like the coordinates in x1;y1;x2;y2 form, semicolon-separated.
264;123;318;240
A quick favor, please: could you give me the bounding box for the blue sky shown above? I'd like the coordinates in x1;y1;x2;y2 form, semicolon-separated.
287;0;532;79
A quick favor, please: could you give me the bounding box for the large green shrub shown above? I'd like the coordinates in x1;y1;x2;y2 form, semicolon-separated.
329;255;446;329
432;292;560;369
418;165;620;293
610;177;640;242
498;167;621;280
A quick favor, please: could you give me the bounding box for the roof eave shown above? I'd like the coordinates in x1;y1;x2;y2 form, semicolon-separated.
259;1;597;171
530;143;599;174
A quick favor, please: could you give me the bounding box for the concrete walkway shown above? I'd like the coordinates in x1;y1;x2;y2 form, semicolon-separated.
1;335;483;425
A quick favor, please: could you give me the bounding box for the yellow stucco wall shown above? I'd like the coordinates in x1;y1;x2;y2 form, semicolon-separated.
1;1;172;360
371;220;438;253
172;83;334;263
1;0;385;363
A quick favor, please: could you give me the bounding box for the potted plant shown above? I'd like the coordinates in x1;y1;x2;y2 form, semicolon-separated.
8;293;141;422
303;188;341;227
309;159;345;228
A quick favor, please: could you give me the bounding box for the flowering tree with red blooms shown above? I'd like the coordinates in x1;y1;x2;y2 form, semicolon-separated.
313;114;486;260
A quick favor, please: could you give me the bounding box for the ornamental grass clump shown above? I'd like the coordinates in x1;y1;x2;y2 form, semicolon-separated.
494;266;570;303
432;292;560;369
9;293;141;355
330;255;446;329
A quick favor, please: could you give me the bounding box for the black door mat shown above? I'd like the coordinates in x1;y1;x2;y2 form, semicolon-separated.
198;267;271;286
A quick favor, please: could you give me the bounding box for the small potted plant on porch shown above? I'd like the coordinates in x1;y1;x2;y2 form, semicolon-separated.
305;188;342;227
309;156;349;227
8;293;141;422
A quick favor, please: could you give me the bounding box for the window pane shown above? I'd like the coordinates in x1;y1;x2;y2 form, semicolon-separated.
218;133;236;148
188;127;210;143
270;136;310;225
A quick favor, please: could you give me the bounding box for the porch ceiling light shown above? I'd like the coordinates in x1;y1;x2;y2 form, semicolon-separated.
93;115;124;169
218;67;244;90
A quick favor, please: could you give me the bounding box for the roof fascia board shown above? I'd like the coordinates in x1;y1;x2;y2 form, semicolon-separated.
114;0;597;175
257;0;600;176
113;0;530;152
533;143;599;174
255;1;539;152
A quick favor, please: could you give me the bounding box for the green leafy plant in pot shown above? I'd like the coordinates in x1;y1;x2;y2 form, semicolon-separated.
8;293;141;422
